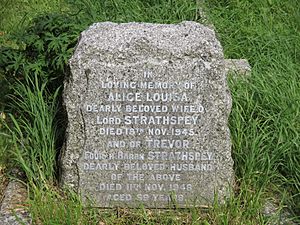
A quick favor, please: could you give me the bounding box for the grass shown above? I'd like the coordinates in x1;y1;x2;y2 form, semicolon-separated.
28;187;196;225
206;0;300;217
28;187;99;225
5;75;59;188
0;0;299;224
0;112;10;201
68;0;200;24
0;0;68;33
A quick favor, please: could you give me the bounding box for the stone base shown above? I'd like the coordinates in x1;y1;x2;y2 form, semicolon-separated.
0;180;31;225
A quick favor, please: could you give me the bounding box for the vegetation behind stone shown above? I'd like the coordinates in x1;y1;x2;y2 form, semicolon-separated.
0;0;299;224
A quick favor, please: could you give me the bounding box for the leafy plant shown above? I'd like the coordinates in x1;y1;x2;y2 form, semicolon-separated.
0;14;84;179
0;13;82;92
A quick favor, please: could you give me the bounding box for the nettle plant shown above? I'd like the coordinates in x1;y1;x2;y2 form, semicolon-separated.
0;13;83;93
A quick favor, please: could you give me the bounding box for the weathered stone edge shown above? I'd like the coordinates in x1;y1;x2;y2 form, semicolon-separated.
225;59;251;75
0;180;31;225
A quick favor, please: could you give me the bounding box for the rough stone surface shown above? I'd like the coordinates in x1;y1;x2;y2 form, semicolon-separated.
263;200;298;225
225;59;251;75
0;180;31;225
60;21;233;208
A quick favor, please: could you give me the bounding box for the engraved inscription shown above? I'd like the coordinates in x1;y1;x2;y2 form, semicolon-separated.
81;70;215;205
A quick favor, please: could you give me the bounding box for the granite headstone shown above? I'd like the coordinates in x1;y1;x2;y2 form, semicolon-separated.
60;21;233;208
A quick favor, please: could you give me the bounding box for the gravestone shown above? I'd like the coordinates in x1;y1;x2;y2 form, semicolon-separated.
60;21;233;208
